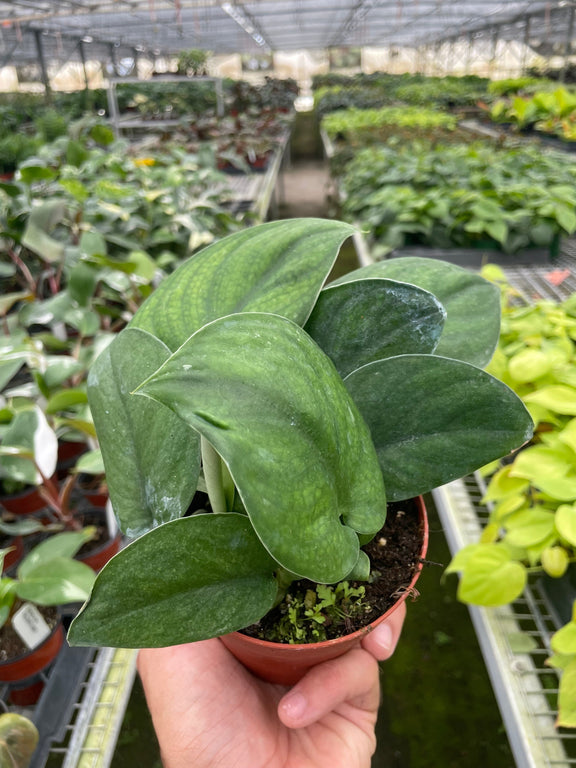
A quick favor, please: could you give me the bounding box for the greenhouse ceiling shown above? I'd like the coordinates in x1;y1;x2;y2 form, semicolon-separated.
0;0;574;65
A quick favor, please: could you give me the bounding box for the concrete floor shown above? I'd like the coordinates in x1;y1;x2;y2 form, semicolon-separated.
277;158;331;219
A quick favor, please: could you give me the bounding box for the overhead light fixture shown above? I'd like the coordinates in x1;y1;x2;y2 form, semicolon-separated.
221;2;271;50
82;35;93;43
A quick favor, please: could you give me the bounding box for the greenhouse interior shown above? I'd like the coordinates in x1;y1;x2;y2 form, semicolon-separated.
4;2;576;767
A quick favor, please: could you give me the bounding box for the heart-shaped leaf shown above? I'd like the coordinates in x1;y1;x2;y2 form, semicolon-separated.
334;257;500;367
137;313;386;583
68;514;278;647
130;218;355;350
447;543;527;606
87;328;201;537
304;278;445;378
345;354;534;501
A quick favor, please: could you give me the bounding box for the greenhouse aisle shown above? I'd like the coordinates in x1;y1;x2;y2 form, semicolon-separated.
276;158;330;219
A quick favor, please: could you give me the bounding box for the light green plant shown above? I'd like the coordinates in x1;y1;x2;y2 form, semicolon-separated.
446;269;576;726
1;530;96;630
0;713;39;768
66;218;531;650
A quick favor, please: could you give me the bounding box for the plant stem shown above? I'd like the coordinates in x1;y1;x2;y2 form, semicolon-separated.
201;436;228;515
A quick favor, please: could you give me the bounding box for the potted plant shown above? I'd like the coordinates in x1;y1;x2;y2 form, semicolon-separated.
67;219;532;683
0;530;96;701
444;269;576;726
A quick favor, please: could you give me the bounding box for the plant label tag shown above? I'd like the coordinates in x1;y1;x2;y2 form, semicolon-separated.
11;603;51;650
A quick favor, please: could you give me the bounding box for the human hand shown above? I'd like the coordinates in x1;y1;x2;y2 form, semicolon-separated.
137;601;406;768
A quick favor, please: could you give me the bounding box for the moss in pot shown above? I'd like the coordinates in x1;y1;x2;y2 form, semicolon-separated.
67;218;533;681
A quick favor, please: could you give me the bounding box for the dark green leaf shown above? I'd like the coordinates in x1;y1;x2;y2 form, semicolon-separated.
305;278;445;377
87;328;201;537
334;257;500;368
345;354;534;501
137;313;386;583
68;514;278;647
131;218;355;350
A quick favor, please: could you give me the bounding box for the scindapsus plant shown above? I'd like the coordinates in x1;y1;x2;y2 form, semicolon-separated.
67;218;533;655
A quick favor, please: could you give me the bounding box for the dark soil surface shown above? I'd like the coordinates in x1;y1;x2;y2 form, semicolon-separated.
0;605;59;662
242;498;425;642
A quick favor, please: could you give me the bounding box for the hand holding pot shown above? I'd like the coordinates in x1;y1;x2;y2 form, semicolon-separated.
137;603;405;768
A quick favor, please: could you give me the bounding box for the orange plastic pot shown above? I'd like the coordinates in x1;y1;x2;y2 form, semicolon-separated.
220;496;429;686
0;621;64;684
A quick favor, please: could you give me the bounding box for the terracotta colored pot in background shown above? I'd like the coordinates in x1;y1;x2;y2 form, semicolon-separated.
0;485;48;515
0;621;64;684
77;505;122;571
220;496;429;686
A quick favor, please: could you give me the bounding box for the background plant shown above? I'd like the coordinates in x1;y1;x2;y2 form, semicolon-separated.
340;141;576;257
446;270;576;726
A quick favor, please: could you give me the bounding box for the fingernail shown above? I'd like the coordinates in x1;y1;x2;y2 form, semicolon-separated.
281;691;307;721
374;622;394;653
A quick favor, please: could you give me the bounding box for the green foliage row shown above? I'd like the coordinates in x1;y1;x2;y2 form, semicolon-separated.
322;105;458;140
446;273;576;727
314;73;490;117
340;141;576;257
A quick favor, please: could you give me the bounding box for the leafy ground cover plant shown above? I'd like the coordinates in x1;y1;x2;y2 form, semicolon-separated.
67;218;532;650
340;141;576;258
445;269;576;726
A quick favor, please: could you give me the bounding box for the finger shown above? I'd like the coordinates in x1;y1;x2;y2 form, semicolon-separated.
361;601;406;661
278;647;379;728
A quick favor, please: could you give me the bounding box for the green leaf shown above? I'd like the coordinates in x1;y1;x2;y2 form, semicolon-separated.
19;165;56;184
557;658;576;728
304;278;445;378
335;257;500;368
68;260;98;307
16;557;95;605
73;449;104;476
0;407;57;485
21;200;67;264
450;543;527;606
555;504;576;546
504;508;555;548
87;328;201;537
524;385;576;415
552;622;576;656
68;514;278;647
45;388;88;414
43;357;84;389
130;218;355;351
511;446;576;500
137;313;386;583
345;354;534;501
508;348;553;383
482;465;530;503
18;529;95;579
